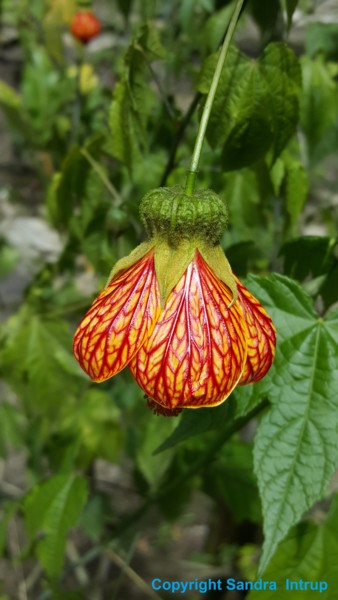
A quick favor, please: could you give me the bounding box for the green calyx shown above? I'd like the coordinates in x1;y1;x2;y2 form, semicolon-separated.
105;186;236;308
154;238;238;307
140;185;228;246
105;238;238;308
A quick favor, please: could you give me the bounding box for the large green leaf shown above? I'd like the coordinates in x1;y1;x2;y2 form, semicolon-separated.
248;495;338;598
197;43;301;169
247;274;338;573
198;46;272;168
25;474;87;578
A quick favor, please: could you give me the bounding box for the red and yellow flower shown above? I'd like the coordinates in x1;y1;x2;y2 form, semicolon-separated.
73;186;276;415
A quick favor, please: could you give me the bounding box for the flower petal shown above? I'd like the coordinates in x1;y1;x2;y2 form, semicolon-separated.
129;251;247;409
236;278;276;385
73;251;161;381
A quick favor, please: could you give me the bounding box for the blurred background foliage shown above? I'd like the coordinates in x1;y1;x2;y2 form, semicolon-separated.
1;0;338;598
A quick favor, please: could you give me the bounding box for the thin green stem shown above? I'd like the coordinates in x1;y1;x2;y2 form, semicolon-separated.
81;148;122;205
185;0;245;195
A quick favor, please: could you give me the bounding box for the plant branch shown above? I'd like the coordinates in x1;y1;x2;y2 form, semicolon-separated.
81;148;123;206
185;0;245;195
106;547;164;600
159;92;201;187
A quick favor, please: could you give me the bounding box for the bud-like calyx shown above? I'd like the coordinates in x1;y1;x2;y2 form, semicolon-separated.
140;186;228;246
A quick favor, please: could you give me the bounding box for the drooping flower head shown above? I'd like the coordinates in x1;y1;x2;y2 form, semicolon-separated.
73;186;276;415
70;0;101;44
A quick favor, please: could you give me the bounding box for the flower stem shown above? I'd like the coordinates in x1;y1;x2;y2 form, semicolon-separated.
185;0;245;195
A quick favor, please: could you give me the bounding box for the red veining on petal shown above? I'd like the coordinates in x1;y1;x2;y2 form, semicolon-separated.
236;277;276;385
73;251;161;381
129;251;247;409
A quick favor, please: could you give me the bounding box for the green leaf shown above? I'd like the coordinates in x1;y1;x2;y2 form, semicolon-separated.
108;24;162;169
79;492;110;541
280;237;338;308
60;389;124;465
137;23;166;60
233;377;271;419
179;0;212;32
0;501;20;555
21;46;73;147
283;154;308;227
259;43;301;162
139;0;157;20
0;306;86;415
108;79;143;168
0;241;19;276
248;274;338;573
116;0;134;19
221;168;272;250
247;496;338;598
285;0;299;31
280;236;335;281
224;241;265;277
154;384;269;456
306;22;338;61
320;263;338;309
300;56;338;163
46;146;87;227
136;415;178;486
198;43;301;169
250;0;280;33
198;47;272;169
202;4;234;52
154;401;233;454
25;474;87;578
0;80;32;140
0;402;25;457
203;441;261;524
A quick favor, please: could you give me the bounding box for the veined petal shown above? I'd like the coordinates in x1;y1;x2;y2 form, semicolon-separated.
236;277;276;385
73;251;161;381
129;251;247;409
